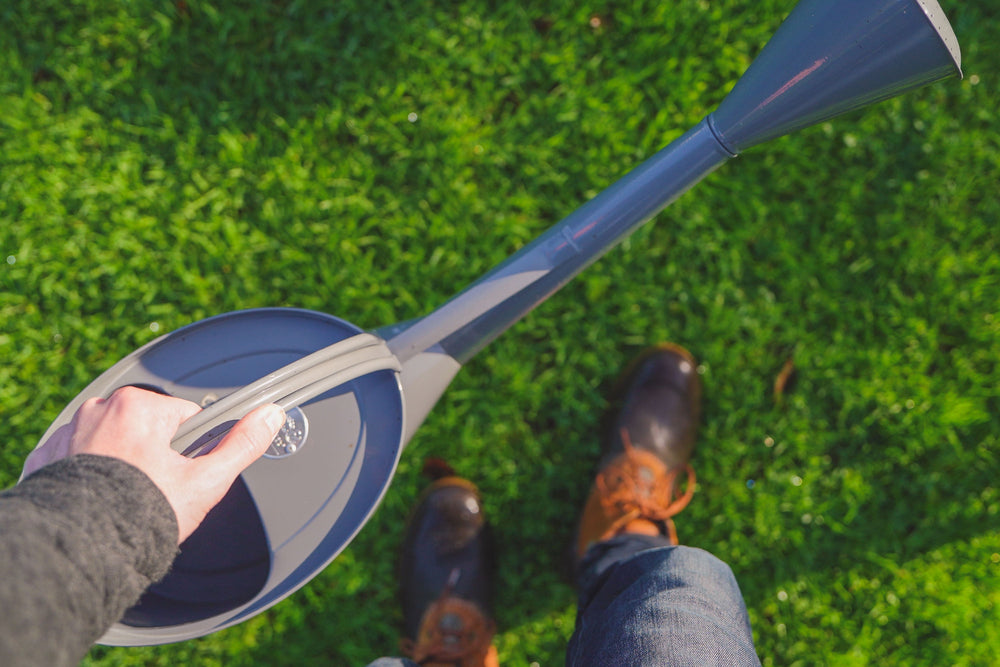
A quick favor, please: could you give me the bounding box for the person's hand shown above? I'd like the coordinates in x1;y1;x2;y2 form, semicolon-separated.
22;387;285;543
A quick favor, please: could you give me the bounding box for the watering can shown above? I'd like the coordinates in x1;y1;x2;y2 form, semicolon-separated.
32;0;962;644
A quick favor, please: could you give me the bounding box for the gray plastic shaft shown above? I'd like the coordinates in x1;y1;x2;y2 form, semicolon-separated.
387;118;733;364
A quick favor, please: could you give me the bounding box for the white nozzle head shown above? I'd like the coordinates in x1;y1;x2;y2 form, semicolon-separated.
917;0;962;74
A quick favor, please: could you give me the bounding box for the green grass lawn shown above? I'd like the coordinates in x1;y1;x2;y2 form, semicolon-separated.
2;0;998;664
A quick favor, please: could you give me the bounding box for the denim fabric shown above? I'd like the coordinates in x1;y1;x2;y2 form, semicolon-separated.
367;536;760;666
568;534;761;666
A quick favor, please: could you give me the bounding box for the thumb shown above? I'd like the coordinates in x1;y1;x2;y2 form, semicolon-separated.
200;404;285;478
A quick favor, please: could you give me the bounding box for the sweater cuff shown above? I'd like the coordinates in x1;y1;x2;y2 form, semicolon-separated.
0;455;180;665
18;454;179;583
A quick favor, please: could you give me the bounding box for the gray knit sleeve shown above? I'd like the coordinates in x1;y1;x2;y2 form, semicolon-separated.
0;454;179;667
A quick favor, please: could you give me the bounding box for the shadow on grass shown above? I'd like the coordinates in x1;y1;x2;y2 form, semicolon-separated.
18;1;407;133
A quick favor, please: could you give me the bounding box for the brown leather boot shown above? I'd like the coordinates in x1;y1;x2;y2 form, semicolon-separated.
399;467;498;667
575;343;702;560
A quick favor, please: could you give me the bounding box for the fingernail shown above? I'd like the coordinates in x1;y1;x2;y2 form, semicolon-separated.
264;405;286;432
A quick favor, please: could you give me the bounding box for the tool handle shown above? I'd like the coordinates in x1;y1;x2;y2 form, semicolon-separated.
172;333;400;457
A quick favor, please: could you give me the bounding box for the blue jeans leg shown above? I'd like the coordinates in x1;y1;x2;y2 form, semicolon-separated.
369;536;759;666
568;534;761;666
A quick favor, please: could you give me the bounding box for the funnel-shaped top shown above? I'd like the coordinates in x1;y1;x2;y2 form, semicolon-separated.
709;0;962;154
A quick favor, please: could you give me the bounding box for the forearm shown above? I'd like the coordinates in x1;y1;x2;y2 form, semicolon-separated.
0;455;178;667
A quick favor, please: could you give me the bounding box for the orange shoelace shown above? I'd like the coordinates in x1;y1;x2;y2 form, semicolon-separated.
400;569;497;667
595;428;696;545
